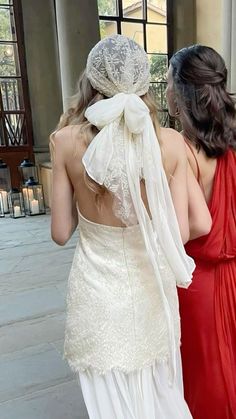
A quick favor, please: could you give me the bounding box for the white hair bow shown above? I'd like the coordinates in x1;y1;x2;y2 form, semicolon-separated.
83;93;149;184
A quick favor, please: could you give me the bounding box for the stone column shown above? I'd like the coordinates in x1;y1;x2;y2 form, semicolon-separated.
222;0;236;91
172;0;196;52
196;0;222;52
55;0;100;110
21;0;63;164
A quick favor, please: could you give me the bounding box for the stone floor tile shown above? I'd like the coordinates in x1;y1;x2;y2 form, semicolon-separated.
0;344;73;403
0;313;66;355
0;214;85;418
0;264;70;295
0;380;88;419
0;286;65;326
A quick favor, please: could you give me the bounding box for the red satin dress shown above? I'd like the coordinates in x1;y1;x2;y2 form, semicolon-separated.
178;149;236;419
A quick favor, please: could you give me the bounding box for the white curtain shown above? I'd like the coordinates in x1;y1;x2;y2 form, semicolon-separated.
222;0;236;92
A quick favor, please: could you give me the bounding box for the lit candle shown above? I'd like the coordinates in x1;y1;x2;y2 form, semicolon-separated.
0;194;3;215
22;188;28;210
36;187;43;202
28;189;34;201
14;205;21;217
22;188;34;211
1;190;9;213
30;199;39;214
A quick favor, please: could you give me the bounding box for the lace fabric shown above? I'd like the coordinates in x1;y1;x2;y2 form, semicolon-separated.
103;119;139;225
83;92;195;381
86;35;150;98
64;215;181;375
83;92;195;284
82;35;195;382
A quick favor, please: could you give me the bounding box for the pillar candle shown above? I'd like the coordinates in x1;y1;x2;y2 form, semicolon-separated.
22;188;28;210
30;199;39;214
1;190;8;213
0;194;3;215
14;205;21;217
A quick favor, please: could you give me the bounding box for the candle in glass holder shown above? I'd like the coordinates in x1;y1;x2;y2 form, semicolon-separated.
36;187;43;202
0;193;4;217
22;188;28;210
1;190;8;212
30;199;39;214
14;205;21;217
28;189;34;201
22;188;34;211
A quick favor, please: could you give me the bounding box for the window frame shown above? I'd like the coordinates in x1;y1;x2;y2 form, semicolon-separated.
98;0;173;126
0;0;33;150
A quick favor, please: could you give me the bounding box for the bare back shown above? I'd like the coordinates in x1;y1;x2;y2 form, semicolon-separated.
185;141;218;204
55;125;184;226
64;126;120;226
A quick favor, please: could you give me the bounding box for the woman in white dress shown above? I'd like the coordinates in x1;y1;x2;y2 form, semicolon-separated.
50;35;211;419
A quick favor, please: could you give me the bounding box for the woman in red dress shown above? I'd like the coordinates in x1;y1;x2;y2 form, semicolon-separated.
166;45;236;419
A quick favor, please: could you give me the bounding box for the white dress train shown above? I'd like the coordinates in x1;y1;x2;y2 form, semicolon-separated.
79;352;191;419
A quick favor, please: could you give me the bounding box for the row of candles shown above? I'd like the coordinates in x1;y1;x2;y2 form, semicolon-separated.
0;184;44;217
0;158;46;218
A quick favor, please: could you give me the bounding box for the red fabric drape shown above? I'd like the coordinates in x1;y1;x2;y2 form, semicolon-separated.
178;150;236;419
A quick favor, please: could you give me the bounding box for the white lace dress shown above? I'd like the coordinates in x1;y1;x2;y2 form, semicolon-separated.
64;213;192;419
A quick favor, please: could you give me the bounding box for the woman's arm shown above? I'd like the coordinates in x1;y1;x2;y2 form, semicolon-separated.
187;163;212;240
50;129;78;246
168;135;190;244
162;128;212;243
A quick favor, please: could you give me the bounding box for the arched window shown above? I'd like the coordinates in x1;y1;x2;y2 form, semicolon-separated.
97;0;173;125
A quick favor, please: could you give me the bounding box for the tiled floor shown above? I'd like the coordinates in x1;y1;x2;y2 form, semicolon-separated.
0;214;88;419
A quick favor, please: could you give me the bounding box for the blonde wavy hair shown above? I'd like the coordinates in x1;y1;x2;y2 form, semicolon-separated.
50;70;162;197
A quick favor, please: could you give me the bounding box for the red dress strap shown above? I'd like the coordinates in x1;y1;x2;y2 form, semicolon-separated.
184;139;207;199
184;140;201;183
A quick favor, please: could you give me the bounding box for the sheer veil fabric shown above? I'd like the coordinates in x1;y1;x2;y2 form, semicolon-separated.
83;35;195;381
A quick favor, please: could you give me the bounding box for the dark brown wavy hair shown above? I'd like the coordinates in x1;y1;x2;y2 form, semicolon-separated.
170;45;236;157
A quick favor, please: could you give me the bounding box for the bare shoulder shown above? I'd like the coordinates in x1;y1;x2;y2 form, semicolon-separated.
50;125;85;158
52;125;83;146
160;127;186;156
160;128;187;177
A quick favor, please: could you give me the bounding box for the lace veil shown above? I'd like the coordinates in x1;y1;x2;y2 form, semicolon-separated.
83;35;195;381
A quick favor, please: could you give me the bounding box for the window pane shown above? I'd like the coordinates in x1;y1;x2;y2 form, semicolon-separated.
100;20;118;38
0;119;5;146
0;43;20;76
0;5;16;41
147;0;166;23
97;0;117;16
123;0;143;19
5;112;27;146
146;23;167;53
0;78;24;111
158;109;169;127
121;22;144;48
149;54;168;82
150;81;167;109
